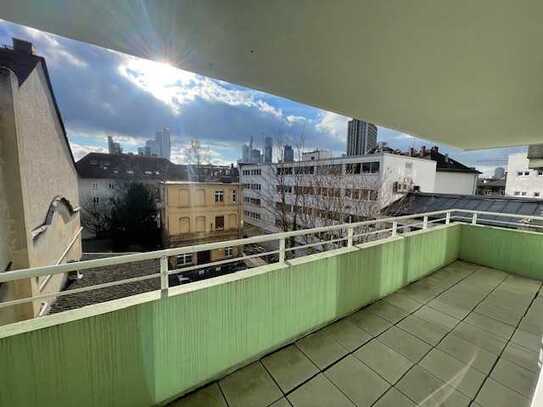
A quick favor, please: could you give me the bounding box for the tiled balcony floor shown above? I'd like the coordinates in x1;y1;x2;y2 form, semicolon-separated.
169;261;542;407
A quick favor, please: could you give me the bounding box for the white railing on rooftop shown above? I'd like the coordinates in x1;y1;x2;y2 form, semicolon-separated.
1;209;543;315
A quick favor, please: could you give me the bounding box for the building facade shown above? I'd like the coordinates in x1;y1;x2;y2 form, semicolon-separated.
160;182;242;266
283;145;294;162
505;152;543;198
407;146;480;195
0;39;82;323
347;119;378;156
240;152;436;233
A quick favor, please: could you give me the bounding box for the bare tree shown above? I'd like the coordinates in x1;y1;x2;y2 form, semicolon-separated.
252;142;410;254
81;197;113;237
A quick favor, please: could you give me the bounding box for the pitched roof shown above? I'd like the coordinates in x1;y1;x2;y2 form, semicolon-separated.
76;152;187;180
428;149;481;174
0;39;75;165
383;192;543;225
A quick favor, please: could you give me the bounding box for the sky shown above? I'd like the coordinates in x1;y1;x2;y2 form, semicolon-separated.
0;19;527;177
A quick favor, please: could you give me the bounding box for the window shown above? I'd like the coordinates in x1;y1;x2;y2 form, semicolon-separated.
92;183;98;189
93;197;99;204
176;254;193;266
535;192;540;197
214;190;224;202
521;192;527;196
215;216;224;230
539;170;543;176
514;191;520;196
179;217;190;233
224;247;233;257
232;189;237;203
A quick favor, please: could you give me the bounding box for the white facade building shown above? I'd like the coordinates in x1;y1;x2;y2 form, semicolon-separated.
240;152;436;232
505;152;543;198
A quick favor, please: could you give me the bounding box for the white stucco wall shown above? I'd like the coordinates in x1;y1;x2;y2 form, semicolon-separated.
505;152;543;197
434;172;477;195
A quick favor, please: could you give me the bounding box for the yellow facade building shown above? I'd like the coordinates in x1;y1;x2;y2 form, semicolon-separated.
160;182;242;266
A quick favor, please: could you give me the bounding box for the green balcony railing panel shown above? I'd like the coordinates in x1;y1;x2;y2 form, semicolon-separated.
0;224;462;407
459;224;543;280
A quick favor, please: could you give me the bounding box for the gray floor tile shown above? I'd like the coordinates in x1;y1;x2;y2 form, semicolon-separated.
262;345;319;393
419;348;486;398
296;329;349;370
475;378;530;407
324;355;390;406
287;374;355;407
511;328;541;353
490;358;538;398
366;300;409;324
451;322;507;355
396;365;470;406
437;333;498;375
412;306;459;331
383;292;423;312
169;383;227;407
475;302;523;326
373;388;415;407
353;339;413;384
347;310;392;337
427;298;471;320
320;319;371;352
270;398;291;407
219;362;282;407
397;314;449;346
378;326;432;363
501;341;540;373
464;311;515;340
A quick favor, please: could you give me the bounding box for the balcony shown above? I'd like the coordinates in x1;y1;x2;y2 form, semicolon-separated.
1;210;542;407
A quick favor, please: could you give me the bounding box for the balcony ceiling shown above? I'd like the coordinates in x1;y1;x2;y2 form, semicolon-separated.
2;1;543;149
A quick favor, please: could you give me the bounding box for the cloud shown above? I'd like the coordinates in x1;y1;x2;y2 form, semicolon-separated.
70;143;107;161
0;19;526;171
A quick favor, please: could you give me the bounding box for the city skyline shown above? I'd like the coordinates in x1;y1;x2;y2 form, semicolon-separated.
0;19;526;176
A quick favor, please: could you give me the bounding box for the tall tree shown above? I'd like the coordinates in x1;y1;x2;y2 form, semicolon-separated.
109;183;160;250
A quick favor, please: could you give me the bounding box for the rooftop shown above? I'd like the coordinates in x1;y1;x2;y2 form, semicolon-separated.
385;192;543;222
170;261;541;407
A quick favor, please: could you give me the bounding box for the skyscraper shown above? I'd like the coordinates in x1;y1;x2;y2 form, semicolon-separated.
241;144;250;162
347;119;378;156
155;128;171;160
107;136;122;155
139;128;171;159
283;145;294;162
264;136;273;163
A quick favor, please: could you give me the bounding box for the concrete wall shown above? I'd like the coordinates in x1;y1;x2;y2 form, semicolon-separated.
0;224;460;407
434;171;477;195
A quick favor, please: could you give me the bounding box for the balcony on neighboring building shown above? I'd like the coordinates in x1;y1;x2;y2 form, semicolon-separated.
1;209;543;407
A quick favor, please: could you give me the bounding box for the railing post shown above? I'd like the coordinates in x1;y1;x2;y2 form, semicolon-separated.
472;213;478;225
391;221;398;236
160;255;169;296
445;211;451;224
279;238;286;263
347;226;354;247
423;216;428;229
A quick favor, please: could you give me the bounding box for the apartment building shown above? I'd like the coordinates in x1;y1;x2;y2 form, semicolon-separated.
0;39;82;323
505;152;543;198
160;182;242;266
240;152;436;232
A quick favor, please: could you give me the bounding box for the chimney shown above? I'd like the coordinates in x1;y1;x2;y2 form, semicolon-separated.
12;38;34;54
409;147;415;157
421;146;427;155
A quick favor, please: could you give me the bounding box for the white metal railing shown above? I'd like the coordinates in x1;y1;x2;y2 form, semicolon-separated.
1;209;543;315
